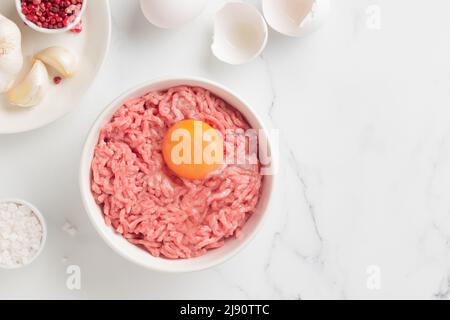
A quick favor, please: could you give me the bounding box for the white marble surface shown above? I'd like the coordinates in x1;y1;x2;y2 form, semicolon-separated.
1;0;450;299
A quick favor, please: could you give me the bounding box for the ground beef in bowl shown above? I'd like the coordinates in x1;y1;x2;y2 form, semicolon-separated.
91;86;262;259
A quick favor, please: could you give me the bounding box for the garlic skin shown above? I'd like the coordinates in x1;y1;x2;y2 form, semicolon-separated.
7;60;49;108
0;14;23;93
35;46;78;78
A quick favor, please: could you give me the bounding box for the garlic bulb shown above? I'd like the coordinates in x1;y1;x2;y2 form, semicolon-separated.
35;46;78;78
7;60;49;108
0;14;23;93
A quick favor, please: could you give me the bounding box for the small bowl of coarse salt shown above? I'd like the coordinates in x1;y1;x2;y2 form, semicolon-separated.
0;199;47;269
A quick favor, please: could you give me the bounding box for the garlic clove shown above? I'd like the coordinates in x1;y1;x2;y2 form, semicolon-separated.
0;72;16;93
0;14;24;93
7;60;49;108
34;46;78;78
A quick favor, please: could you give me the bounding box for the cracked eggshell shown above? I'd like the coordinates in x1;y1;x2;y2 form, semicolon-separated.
140;0;207;29
263;0;330;37
211;2;268;65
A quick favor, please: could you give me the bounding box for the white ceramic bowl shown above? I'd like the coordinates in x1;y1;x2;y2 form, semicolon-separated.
80;77;276;273
15;0;87;34
0;198;47;270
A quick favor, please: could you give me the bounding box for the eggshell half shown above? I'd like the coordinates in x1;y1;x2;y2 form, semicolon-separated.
211;2;268;65
263;0;330;37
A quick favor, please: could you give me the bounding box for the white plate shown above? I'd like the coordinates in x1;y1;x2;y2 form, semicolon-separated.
0;0;111;134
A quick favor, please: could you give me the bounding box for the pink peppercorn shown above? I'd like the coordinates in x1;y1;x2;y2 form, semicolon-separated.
53;76;62;85
21;0;83;30
70;19;82;33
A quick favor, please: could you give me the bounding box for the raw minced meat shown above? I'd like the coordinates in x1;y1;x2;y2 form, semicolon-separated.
91;86;262;259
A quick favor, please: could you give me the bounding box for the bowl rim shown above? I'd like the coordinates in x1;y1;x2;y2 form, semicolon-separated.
15;0;88;34
79;76;277;273
0;198;47;270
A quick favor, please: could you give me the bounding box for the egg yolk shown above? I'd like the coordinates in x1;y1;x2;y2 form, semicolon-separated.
162;120;224;180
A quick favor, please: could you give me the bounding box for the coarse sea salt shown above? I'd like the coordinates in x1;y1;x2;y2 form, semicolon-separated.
0;201;43;268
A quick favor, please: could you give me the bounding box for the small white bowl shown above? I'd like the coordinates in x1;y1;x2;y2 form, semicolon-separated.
0;198;47;270
15;0;87;34
80;76;276;273
211;2;268;65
